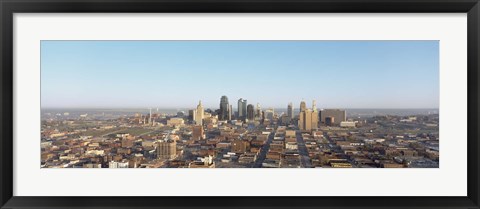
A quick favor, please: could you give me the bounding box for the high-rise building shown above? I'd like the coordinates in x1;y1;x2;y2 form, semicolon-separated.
256;103;262;119
192;125;204;140
247;104;255;121
264;108;275;120
287;102;294;121
298;101;319;131
188;109;196;122
320;109;346;125
237;98;247;119
228;104;233;120
148;108;152;124
300;100;307;113
195;100;204;125
312;109;319;129
299;109;312;131
219;96;229;121
157;139;177;160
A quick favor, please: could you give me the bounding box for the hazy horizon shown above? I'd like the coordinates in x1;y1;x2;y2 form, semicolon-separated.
41;40;439;109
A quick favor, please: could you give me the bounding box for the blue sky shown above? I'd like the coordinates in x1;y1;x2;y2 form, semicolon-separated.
41;41;439;109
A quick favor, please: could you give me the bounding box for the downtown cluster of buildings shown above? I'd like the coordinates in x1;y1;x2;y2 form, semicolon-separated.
188;96;348;131
41;95;439;169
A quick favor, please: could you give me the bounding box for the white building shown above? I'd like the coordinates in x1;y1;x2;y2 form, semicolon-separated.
167;118;185;127
340;121;357;128
109;161;129;168
285;142;298;150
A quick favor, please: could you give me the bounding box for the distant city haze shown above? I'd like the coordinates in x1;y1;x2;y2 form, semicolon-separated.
41;41;439;109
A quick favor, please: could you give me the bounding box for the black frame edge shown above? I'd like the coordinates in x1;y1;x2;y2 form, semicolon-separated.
468;1;480;207
0;0;478;13
1;0;480;209
0;0;14;208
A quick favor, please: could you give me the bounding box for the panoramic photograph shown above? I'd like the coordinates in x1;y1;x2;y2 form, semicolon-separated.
40;40;439;168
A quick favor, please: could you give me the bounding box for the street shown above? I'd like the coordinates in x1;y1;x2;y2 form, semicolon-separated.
252;131;274;168
296;131;312;168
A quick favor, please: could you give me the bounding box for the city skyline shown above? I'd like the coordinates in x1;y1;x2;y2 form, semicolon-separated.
41;40;439;109
41;94;440;169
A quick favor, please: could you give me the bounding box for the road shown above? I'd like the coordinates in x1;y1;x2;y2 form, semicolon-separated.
296;131;313;168
138;129;160;136
100;128;127;137
252;131;275;168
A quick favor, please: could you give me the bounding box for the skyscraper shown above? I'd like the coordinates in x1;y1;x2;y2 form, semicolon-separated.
188;109;196;122
299;109;319;131
247;104;255;121
298;101;319;131
287;102;294;120
195;100;204;125
219;96;229;121
256;103;262;119
300;100;307;113
312;109;319;129
299;109;312;131
264;108;275;120
237;98;247;120
148;108;152;124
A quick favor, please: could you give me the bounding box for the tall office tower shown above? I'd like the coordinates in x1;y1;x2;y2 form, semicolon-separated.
300;100;307;113
228;105;233;120
188;109;197;122
246;104;255;121
148;108;152;124
299;109;312;131
192;125;204;140
256;103;262;119
237;98;247;119
298;102;319;131
219;95;229;121
320;109;347;125
157;139;177;160
287;102;294;120
195;100;204;125
264;108;275;120
312;100;317;112
311;109;319;129
242;99;247;117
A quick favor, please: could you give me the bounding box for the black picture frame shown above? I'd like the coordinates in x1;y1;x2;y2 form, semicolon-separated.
1;0;479;208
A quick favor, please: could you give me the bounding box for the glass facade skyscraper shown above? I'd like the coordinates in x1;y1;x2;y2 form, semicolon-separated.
219;95;230;121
